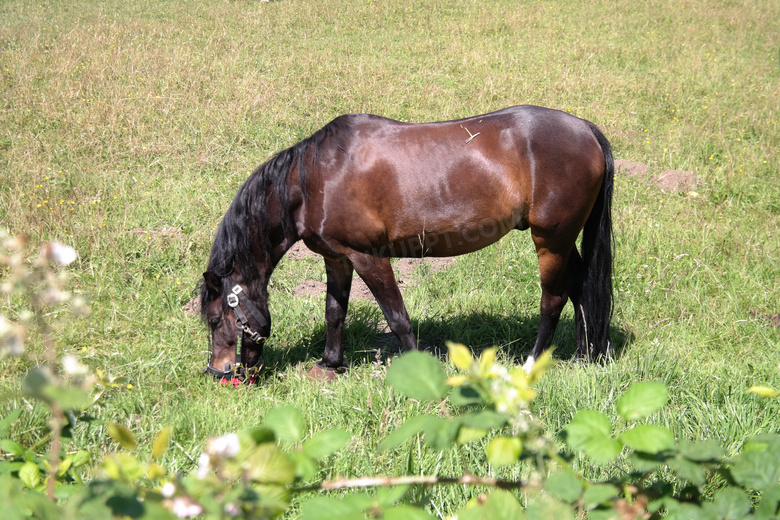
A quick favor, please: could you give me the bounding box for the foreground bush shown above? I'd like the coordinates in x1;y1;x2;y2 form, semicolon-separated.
1;232;779;519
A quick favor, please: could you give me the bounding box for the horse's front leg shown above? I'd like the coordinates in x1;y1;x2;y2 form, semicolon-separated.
320;256;354;369
349;253;418;352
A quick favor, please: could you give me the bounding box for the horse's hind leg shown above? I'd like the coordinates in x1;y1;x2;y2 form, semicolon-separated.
348;253;418;352
523;233;578;372
320;256;354;369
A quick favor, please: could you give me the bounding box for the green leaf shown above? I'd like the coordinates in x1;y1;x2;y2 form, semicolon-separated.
152;426;171;460
378;415;430;452
457;490;526;520
386;351;448;402
566;410;612;440
70;450;92;468
288;451;318;481
376;485;410;508
664;502;713;520
0;408;22;437
341;492;374;512
31;488;65;519
384;504;436;520
730;450;780;490
545;471;583;503
620;424;674;454
19;461;40;489
456;425;488;445
754;485;780;518
254;484;292;517
246;425;276;445
263;406;306;444
146;462;166;481
107;423;137;451
580;435;623;464
421;416;461;452
0;461;25;476
302;428;350;459
525;495;575;520
0;439;24;458
58;456;73;476
42;385;93;411
450;384;483;407
245;444;296;485
668;456;706;487
627;451;666;472
22;368;54;402
582;484;618;509
703;487;750;520
448;342;474;370
300;496;365;520
486;436;522;467
461;410;507;431
743;434;780;454
587;511;624;520
749;385;780;398
564;410;622;464
678;439;724;462
617;382;669;421
102;453;144;482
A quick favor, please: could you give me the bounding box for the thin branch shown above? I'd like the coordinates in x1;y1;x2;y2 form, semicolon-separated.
293;473;531;494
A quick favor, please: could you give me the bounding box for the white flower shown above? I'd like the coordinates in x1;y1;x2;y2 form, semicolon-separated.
171;496;202;519
0;315;24;356
489;363;509;379
208;433;241;459
42;287;67;304
196;453;211;479
46;242;78;266
61;354;88;376
161;482;176;498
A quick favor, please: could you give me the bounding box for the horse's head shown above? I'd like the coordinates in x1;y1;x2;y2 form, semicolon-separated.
201;271;270;384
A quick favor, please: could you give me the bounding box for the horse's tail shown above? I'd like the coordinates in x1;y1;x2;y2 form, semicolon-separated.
579;123;614;358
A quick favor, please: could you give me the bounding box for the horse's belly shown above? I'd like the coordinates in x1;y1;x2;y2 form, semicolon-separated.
384;219;518;258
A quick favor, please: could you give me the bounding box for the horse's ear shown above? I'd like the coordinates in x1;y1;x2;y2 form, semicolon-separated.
203;271;221;293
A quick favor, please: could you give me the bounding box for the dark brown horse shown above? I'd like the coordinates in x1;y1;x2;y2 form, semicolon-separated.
200;105;613;382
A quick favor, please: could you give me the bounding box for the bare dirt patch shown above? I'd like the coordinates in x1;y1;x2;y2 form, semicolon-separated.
129;226;184;240
751;311;780;328
286;241;319;260
183;297;201;317
614;159;650;179
651;170;700;192
292;256;456;301
293;279;328;298
615;158;700;193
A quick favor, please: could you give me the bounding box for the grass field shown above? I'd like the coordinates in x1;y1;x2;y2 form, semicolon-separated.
1;0;779;515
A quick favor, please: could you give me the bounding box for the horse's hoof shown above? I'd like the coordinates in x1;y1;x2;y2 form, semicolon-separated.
306;364;347;382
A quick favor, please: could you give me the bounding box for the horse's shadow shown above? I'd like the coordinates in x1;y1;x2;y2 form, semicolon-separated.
259;307;632;380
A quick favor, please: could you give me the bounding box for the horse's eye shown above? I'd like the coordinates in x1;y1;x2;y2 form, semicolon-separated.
208;317;221;328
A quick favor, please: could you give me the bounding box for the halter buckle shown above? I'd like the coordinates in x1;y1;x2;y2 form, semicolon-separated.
227;285;242;307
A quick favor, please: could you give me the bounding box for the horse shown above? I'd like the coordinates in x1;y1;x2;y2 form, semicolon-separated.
200;105;614;383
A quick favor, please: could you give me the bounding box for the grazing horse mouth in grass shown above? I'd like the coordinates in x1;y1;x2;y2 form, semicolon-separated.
199;105;615;383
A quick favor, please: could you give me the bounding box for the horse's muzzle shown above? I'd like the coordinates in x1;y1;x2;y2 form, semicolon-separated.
203;361;262;386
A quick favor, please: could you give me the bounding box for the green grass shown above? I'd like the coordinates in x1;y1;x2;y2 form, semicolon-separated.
2;0;779;515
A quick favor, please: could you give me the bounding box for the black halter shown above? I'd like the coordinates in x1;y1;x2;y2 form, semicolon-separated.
203;285;267;383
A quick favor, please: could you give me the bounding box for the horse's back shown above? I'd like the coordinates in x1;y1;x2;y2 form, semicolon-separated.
300;106;607;257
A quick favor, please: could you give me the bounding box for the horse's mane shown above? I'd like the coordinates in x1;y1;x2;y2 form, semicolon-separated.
200;116;350;313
